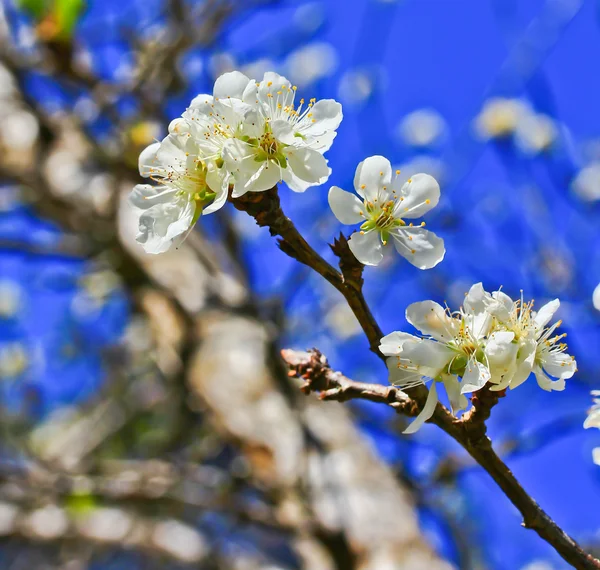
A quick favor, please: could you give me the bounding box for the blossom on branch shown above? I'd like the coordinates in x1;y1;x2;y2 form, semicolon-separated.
129;70;342;253
179;70;342;196
130;129;229;254
380;283;576;433
328;156;445;268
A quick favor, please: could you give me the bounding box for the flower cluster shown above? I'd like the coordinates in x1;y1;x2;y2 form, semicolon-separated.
380;283;577;433
130;71;343;253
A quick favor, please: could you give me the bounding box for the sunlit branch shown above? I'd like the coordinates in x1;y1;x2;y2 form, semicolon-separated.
242;188;600;570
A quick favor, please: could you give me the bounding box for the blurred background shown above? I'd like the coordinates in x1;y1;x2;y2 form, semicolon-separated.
0;0;599;568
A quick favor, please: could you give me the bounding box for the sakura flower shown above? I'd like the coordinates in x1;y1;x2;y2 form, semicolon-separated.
378;283;576;433
479;288;576;392
179;70;341;196
328;155;445;268
379;283;497;433
175;71;254;173
221;71;342;196
129;129;228;254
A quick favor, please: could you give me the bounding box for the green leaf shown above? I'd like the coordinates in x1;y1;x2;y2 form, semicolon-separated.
18;0;48;18
52;0;86;40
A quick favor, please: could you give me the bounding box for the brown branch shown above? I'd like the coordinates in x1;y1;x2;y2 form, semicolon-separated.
282;349;600;570
234;186;600;569
282;348;415;414
230;188;384;356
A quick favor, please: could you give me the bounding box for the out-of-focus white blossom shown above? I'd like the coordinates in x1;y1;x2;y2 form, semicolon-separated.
0;503;18;536
328;155;444;269
593;283;600;312
285;42;338;87
398;109;447;148
337;69;374;106
24;505;69;539
571;163;600;202
0;280;22;318
584;391;600;466
152;519;207;562
475;97;530;140
0;342;28;379
515;113;557;154
75;507;133;542
380;283;576;433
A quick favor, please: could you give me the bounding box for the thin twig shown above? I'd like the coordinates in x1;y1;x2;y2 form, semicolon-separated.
241;187;600;570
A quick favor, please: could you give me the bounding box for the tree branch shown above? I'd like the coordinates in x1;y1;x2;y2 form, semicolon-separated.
236;186;600;570
230;188;384;356
282;348;600;570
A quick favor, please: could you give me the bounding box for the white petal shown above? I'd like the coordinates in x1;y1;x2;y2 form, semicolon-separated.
328;186;364;225
301;99;343;134
508;339;536;389
401;338;455;378
168;118;190;136
188;93;213;110
403;381;438;434
307;130;337;152
138;142;161;178
240;161;282;194
348;230;383;266
156;135;187;168
486;331;515;360
379;331;419;356
464;283;489;314
386;358;424;388
256;72;294;109
442;374;468;414
129;184;176;210
223;138;260;197
485;289;514;321
584;408;600;429
391;226;445;269
405;300;459;341
461;358;491;394
462;284;494;340
542;351;576;380
281;167;314;193
353;155;392;200
213;71;252;100
223;137;254;166
271;119;296;145
204;166;229;215
392;173;440;219
534;365;566;392
486;331;517;383
136;195;195;254
534;299;560;330
286;147;330;189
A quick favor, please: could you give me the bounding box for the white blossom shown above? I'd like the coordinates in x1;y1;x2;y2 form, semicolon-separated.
129;129;228;254
181;70;341;196
379;283;576;433
584;391;600;466
478;288;576;392
328;155;445;268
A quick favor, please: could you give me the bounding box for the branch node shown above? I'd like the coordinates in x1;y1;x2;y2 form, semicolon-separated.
330;232;364;290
